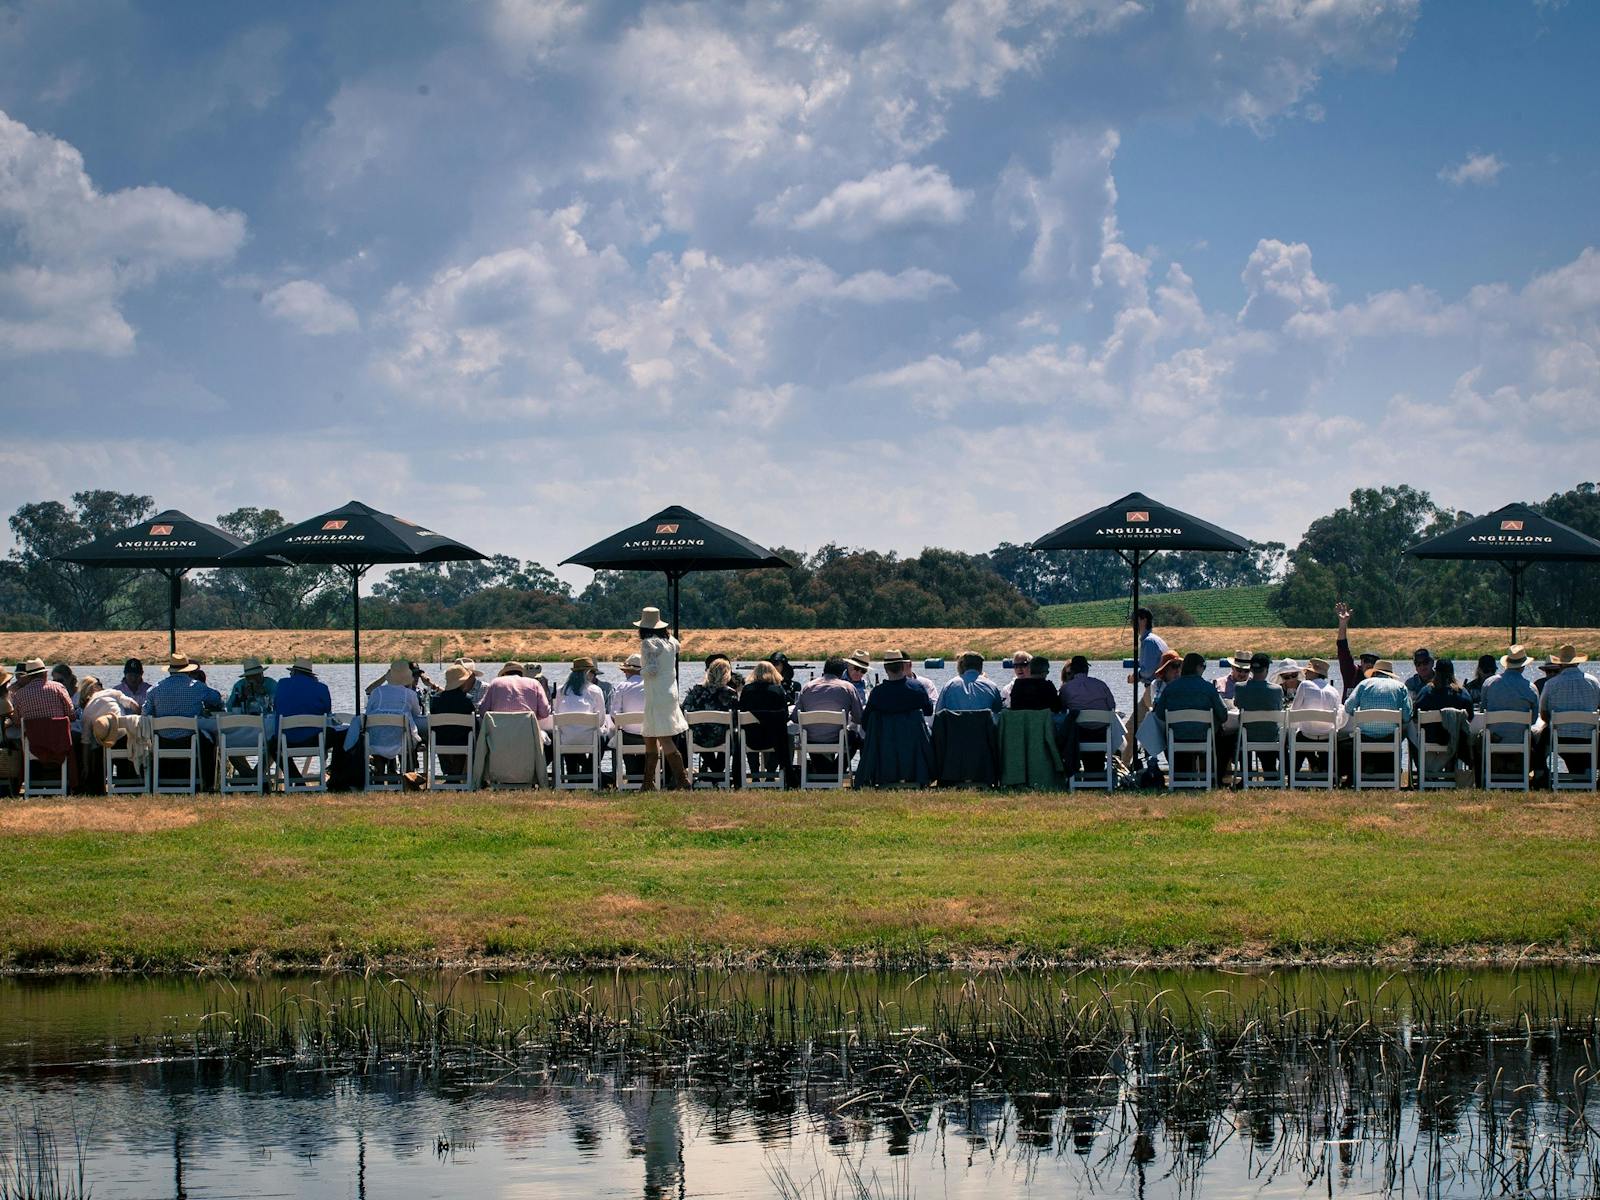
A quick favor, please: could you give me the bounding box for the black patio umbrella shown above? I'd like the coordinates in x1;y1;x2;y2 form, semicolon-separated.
560;504;793;637
220;500;486;713
53;509;246;654
1029;490;1250;678
1406;502;1600;642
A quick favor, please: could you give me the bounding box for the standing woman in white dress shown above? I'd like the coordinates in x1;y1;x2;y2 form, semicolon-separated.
636;606;689;790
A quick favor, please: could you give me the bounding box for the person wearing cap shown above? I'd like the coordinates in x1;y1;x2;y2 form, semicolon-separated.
636;607;689;790
226;658;277;716
553;657;610;724
1333;602;1381;702
114;657;150;707
1481;646;1540;750
1152;652;1232;779
1540;645;1599;779
845;652;872;706
1234;652;1284;774
274;658;334;748
364;658;425;768
766;652;801;706
936;652;1003;716
1404;648;1435;699
1000;650;1032;707
478;662;554;726
1340;658;1413;781
1215;652;1250;702
145;654;224;789
429;663;480;780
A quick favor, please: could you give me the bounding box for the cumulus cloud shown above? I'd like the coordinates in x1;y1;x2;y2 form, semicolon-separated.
262;280;360;335
788;163;972;237
1438;150;1505;186
0;109;245;356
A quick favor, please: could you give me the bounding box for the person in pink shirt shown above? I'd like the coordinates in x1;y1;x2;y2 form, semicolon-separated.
477;662;552;729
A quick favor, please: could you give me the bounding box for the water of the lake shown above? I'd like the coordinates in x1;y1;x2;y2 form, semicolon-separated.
4;967;1600;1198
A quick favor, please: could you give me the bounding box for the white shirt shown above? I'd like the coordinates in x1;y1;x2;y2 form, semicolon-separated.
82;688;139;727
554;683;612;739
607;674;646;717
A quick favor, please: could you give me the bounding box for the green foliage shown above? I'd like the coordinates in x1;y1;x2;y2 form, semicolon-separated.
6;490;154;628
1042;585;1280;627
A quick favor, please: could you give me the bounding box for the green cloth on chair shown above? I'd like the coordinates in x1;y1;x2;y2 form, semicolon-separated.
998;709;1064;788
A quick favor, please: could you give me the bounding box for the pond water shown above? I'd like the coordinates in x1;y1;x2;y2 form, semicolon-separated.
4;967;1600;1198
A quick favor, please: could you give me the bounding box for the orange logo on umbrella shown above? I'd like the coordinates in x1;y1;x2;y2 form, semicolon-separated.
656;523;680;534
1501;520;1524;531
149;524;173;536
1126;511;1150;523
323;520;348;531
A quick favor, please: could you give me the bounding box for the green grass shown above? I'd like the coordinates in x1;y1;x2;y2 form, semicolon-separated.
2;788;1597;970
1041;584;1282;628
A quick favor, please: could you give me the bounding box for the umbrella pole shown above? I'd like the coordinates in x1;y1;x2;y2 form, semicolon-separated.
164;568;183;655
1511;563;1523;645
350;566;365;716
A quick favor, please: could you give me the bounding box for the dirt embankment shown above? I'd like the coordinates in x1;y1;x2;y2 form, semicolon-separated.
1;626;1590;665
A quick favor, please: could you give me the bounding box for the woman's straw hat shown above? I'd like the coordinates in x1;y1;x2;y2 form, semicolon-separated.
1301;657;1330;679
571;656;595;673
444;664;476;691
385;657;412;686
1365;659;1398;679
633;606;670;630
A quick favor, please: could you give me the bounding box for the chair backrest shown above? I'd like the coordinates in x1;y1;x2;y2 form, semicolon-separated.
1239;710;1284;738
1350;710;1403;733
366;714;408;730
686;711;733;739
1551;710;1600;733
1484;710;1533;728
1289;710;1337;728
331;712;355;725
280;715;328;733
427;713;476;731
554;711;600;730
737;711;762;729
798;709;846;728
149;716;198;734
615;713;645;734
1416;711;1443;727
1164;709;1214;740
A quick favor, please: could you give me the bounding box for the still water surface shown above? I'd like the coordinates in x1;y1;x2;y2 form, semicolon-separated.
4;967;1600;1198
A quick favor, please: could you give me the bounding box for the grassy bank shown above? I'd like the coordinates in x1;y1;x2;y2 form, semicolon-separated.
1042;585;1281;628
3;789;1598;971
1;625;1592;665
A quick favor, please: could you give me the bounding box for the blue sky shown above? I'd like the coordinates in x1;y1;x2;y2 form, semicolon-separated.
1;0;1595;586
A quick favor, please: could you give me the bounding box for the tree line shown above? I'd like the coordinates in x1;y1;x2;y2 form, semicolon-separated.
5;483;1597;631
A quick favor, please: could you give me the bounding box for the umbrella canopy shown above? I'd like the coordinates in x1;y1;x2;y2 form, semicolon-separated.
561;504;793;636
53;508;246;654
1406;502;1600;641
221;500;486;712
1030;492;1249;766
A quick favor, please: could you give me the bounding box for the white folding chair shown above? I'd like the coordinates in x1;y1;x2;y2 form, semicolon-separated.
20;723;70;797
685;711;735;789
216;714;267;795
1481;711;1533;791
1237;710;1286;790
798;710;848;789
1287;711;1337;790
1163;710;1214;790
1413;712;1460;790
553;711;602;790
103;718;150;795
737;711;786;789
1349;711;1404;790
611;713;654;791
363;714;412;792
1067;710;1117;792
277;715;329;793
1549;710;1600;791
149;716;199;795
425;713;476;791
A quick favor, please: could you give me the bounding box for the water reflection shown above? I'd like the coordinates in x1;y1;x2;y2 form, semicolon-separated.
4;967;1600;1197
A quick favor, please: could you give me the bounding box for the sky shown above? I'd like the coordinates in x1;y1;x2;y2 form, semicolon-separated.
1;0;1596;588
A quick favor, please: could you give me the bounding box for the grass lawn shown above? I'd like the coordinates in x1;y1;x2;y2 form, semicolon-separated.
1041;585;1282;628
2;788;1597;971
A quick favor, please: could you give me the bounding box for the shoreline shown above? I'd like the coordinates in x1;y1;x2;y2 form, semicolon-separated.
1;624;1591;664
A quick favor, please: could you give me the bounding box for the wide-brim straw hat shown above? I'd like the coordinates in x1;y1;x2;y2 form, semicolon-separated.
385;657;412;686
1366;659;1398;679
1275;658;1303;680
1151;650;1183;675
1548;643;1588;667
1500;645;1529;671
623;653;643;670
497;662;525;676
289;657;316;675
241;656;265;676
881;648;912;665
633;606;670;630
572;657;595;673
444;664;476;691
845;652;871;672
17;657;47;681
1228;651;1253;670
1302;657;1330;679
167;653;199;675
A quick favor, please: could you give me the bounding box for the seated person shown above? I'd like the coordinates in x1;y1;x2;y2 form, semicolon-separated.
551;658;610;777
1059;656;1117;775
1482;646;1545;782
429;663;479;780
145;654;224;789
274;658;334;742
1007;656;1060;712
1215;652;1250;702
1414;657;1474;774
478;662;554;727
936;652;1003;715
1152;652;1232;781
226;658;276;715
1340;659;1413;783
1539;644;1599;780
683;657;739;775
365;659;424;774
77;675;141;789
736;659;792;780
793;657;864;774
1233;652;1284;776
856;652;935;786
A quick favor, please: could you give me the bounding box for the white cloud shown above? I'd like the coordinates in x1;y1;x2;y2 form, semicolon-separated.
1438;150;1505;186
0;109;245;356
262;280;360;335
1239;238;1334;328
789;162;972;237
998;130;1121;286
